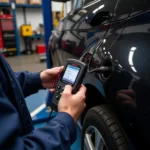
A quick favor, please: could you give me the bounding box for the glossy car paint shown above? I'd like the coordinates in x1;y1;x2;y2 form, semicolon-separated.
49;0;150;149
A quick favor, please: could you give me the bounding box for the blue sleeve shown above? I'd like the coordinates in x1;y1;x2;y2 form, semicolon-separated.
11;113;77;150
15;71;44;97
23;113;77;150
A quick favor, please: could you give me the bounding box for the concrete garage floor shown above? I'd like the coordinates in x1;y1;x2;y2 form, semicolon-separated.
6;54;46;72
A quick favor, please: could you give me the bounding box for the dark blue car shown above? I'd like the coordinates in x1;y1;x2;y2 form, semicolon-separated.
49;0;150;149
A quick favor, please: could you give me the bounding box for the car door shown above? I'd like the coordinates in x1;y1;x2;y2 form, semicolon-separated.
58;0;119;65
91;0;150;149
108;9;150;150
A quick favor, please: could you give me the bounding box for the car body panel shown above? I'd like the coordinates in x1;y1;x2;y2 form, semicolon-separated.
49;0;150;149
102;10;150;148
51;0;120;65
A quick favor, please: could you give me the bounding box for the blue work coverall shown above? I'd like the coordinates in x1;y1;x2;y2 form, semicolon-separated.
0;55;76;150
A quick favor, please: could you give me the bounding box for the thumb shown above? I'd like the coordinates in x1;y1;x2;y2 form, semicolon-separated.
63;85;72;95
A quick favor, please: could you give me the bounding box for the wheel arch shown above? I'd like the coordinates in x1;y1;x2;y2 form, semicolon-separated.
81;83;107;124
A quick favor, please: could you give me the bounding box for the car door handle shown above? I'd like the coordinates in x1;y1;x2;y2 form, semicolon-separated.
85;10;111;27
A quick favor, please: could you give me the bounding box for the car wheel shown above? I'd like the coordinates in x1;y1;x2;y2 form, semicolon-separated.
82;105;130;150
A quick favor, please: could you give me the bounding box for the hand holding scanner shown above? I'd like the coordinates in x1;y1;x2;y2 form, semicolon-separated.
51;59;87;111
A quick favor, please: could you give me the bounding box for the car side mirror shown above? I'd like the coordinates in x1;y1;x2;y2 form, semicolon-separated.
85;10;111;27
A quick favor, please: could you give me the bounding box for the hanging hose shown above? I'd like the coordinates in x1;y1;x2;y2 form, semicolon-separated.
88;66;112;74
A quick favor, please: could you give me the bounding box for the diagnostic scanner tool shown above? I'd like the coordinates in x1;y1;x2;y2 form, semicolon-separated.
51;59;87;110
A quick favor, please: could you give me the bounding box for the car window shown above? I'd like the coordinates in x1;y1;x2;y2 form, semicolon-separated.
73;0;82;10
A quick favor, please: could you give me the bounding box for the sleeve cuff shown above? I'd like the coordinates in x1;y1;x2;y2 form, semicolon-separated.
52;112;77;144
28;72;44;90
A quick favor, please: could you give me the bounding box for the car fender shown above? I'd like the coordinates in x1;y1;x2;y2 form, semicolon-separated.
83;73;105;97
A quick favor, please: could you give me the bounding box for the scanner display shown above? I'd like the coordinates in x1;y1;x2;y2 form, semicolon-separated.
62;65;80;84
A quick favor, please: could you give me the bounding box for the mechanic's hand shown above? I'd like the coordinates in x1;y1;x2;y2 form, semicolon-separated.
40;66;63;91
58;85;86;122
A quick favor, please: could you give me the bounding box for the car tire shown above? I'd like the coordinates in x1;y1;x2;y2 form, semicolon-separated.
82;105;130;150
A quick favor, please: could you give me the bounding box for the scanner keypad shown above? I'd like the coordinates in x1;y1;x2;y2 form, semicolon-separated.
55;85;65;100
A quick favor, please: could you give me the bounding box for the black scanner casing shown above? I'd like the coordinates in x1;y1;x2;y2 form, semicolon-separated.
51;59;87;111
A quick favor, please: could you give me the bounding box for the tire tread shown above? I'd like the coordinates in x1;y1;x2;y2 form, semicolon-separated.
87;105;129;150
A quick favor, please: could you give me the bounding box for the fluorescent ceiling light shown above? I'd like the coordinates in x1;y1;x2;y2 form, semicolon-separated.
131;66;137;72
128;51;134;66
103;39;106;43
119;64;122;68
131;47;137;51
99;4;105;10
93;4;104;14
93;8;99;14
83;0;101;9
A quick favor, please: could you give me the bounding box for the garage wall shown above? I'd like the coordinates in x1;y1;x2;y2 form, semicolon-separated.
16;2;71;52
52;2;63;11
16;8;43;51
52;1;72;16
